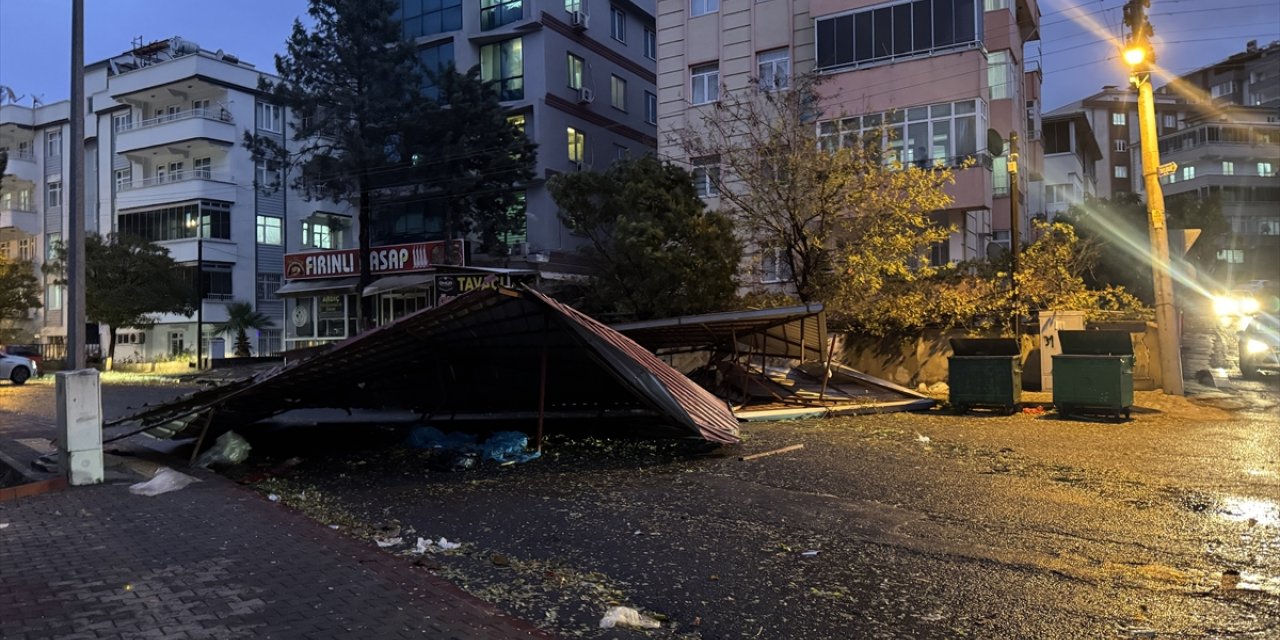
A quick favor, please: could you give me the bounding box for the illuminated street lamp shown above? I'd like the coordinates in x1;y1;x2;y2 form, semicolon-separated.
1123;45;1147;67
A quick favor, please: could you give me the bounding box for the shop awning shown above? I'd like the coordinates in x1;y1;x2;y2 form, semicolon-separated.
275;277;360;297
362;273;436;297
613;304;829;360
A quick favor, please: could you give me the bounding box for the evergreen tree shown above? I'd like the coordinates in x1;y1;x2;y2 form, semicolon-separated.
213;302;274;357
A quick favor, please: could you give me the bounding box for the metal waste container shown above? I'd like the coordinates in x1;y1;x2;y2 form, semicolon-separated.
1052;330;1134;421
948;338;1022;415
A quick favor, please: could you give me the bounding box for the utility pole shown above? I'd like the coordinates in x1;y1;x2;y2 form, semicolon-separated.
67;0;86;369
1124;0;1184;394
1008;132;1020;335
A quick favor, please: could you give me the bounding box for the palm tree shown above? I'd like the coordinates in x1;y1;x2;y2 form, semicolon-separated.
213;301;273;357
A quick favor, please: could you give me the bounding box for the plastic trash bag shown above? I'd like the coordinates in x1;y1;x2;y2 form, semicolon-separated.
482;431;542;464
599;606;661;629
194;431;252;469
129;467;199;496
408;426;540;467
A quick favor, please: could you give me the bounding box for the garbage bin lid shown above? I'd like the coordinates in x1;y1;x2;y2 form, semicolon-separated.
949;338;1020;356
1058;330;1133;356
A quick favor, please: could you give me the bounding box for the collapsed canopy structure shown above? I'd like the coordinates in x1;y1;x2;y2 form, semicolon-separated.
108;288;741;445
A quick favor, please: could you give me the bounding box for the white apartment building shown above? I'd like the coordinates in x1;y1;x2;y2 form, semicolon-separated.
0;38;348;361
656;0;1044;282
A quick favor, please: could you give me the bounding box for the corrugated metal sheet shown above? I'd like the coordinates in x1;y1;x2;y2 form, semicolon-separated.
109;287;741;444
613;305;828;361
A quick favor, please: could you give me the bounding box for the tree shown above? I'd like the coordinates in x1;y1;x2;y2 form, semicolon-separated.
1059;194;1154;304
549;155;742;321
246;0;421;330
404;66;537;258
213;302;274;357
672;74;956;307
0;256;41;341
47;234;193;363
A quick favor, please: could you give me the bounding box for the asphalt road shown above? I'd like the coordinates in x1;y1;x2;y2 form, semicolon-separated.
3;370;1277;638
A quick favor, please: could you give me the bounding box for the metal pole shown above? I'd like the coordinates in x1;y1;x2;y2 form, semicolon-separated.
1008;132;1020;336
66;0;86;369
1134;76;1184;394
535;338;548;452
196;235;203;370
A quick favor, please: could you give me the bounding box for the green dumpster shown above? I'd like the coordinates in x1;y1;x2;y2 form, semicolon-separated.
948;338;1022;415
1052;330;1134;421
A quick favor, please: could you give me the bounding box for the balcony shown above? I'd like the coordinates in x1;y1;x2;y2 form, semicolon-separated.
115;108;236;153
0;206;39;235
117;171;238;209
2;150;40;182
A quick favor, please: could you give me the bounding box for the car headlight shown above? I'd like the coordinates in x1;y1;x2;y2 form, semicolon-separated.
1240;297;1261;315
1246;338;1271;355
1215;296;1240;316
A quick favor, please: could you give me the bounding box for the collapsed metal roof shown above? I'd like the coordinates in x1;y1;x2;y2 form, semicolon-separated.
613;304;828;360
108;288;741;444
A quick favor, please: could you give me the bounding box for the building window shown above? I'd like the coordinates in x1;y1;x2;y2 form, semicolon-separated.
418;41;456;102
255;160;283;191
611;75;627;111
692;156;719;198
1259;219;1280;236
1115;165;1128;179
508;114;526;135
817;98;983;168
757;49;790;91
1114;139;1127;152
480;0;522;31
47;130;62;157
46;181;62;208
256;273;282;301
1182;165;1195;181
1217;249;1243;264
46;284;64;311
567;53;585;90
115;169;131;191
567;127;586;164
1222;161;1235;176
988;50;1012;100
481;38;524;101
760;247;792;284
258;329;282;356
112;112;133;132
993;157;1009;196
169;332;185;357
256;103;283;133
614;144;629;161
611;7;626;42
644;28;657;60
691;64;719;105
1162;114;1176;129
1210;81;1236;98
197;263;234;301
256;215;282;245
302;218;336;249
1046;184;1071;204
118;201;232;242
816;0;983;70
399;0;462;39
645;91;657;125
193;157;212;179
984;0;1010;9
1112;112;1126;126
691;0;718;18
1259;162;1275;177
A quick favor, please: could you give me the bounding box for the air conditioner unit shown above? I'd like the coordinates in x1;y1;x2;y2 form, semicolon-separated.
571;10;589;29
577;87;594;104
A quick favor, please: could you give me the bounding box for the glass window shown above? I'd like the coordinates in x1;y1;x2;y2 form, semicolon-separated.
256;103;283;133
47;181;62;208
115;169;132;191
644;28;657;60
117;201;231;242
255;160;282;191
611;76;627;111
258;329;282;356
418;41;456;102
691;0;718;18
757;49;790;91
46;232;62;261
1112;112;1126;126
256;215;282;245
1114;139;1127;152
302;218;335;249
256;273;282;301
481;38;524;101
993;157;1009;195
815;97;984;168
47;130;62;156
816;0;982;69
645;91;657;125
1162;114;1177;129
691;64;719;105
984;0;1010;9
567;127;586;164
1115;165;1128;179
1182;165;1195;181
611;7;626;42
692;156;719;197
47;284;64;311
480;0;522;31
1222;161;1235;176
1258;162;1275;177
398;0;462;39
988;50;1011;100
567;53;585;90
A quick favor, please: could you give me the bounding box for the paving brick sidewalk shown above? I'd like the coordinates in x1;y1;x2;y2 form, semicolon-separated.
0;384;554;640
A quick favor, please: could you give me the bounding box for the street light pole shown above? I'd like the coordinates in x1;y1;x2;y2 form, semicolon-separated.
196;226;203;370
1125;0;1183;395
66;0;85;369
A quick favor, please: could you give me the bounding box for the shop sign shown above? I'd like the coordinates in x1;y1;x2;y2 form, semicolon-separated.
284;240;464;280
435;274;507;307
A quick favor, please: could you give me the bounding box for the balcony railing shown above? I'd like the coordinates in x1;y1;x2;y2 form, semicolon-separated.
118;170;233;192
114;108;233;133
4;150;35;162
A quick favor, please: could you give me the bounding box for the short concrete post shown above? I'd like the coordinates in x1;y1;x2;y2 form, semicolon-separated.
56;369;104;486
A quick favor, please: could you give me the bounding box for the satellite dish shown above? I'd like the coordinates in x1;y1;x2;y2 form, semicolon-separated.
987;129;1005;157
986;241;1009;263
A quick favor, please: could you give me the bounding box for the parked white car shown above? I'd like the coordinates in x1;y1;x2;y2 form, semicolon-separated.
0;350;39;385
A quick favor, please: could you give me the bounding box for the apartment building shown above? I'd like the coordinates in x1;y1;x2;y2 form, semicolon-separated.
1050;40;1280;283
395;0;657;270
0;37;349;360
1035;110;1101;218
656;0;1044;280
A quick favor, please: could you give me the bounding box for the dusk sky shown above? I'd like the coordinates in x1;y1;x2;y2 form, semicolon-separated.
0;0;1276;113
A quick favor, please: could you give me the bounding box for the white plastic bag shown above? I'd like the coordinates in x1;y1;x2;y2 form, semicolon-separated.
599;606;661;629
194;431;252;469
129;467;199;496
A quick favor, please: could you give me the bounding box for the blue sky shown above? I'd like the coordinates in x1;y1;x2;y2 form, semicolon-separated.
0;0;1276;111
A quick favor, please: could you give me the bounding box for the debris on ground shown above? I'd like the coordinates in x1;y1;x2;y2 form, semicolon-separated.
267;493;281;502
407;426;542;466
194;431;252;469
801;550;821;557
0;523;10;529
739;444;804;461
1022;406;1047;415
437;537;461;550
128;467;199;496
915;433;932;443
599;606;662;629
